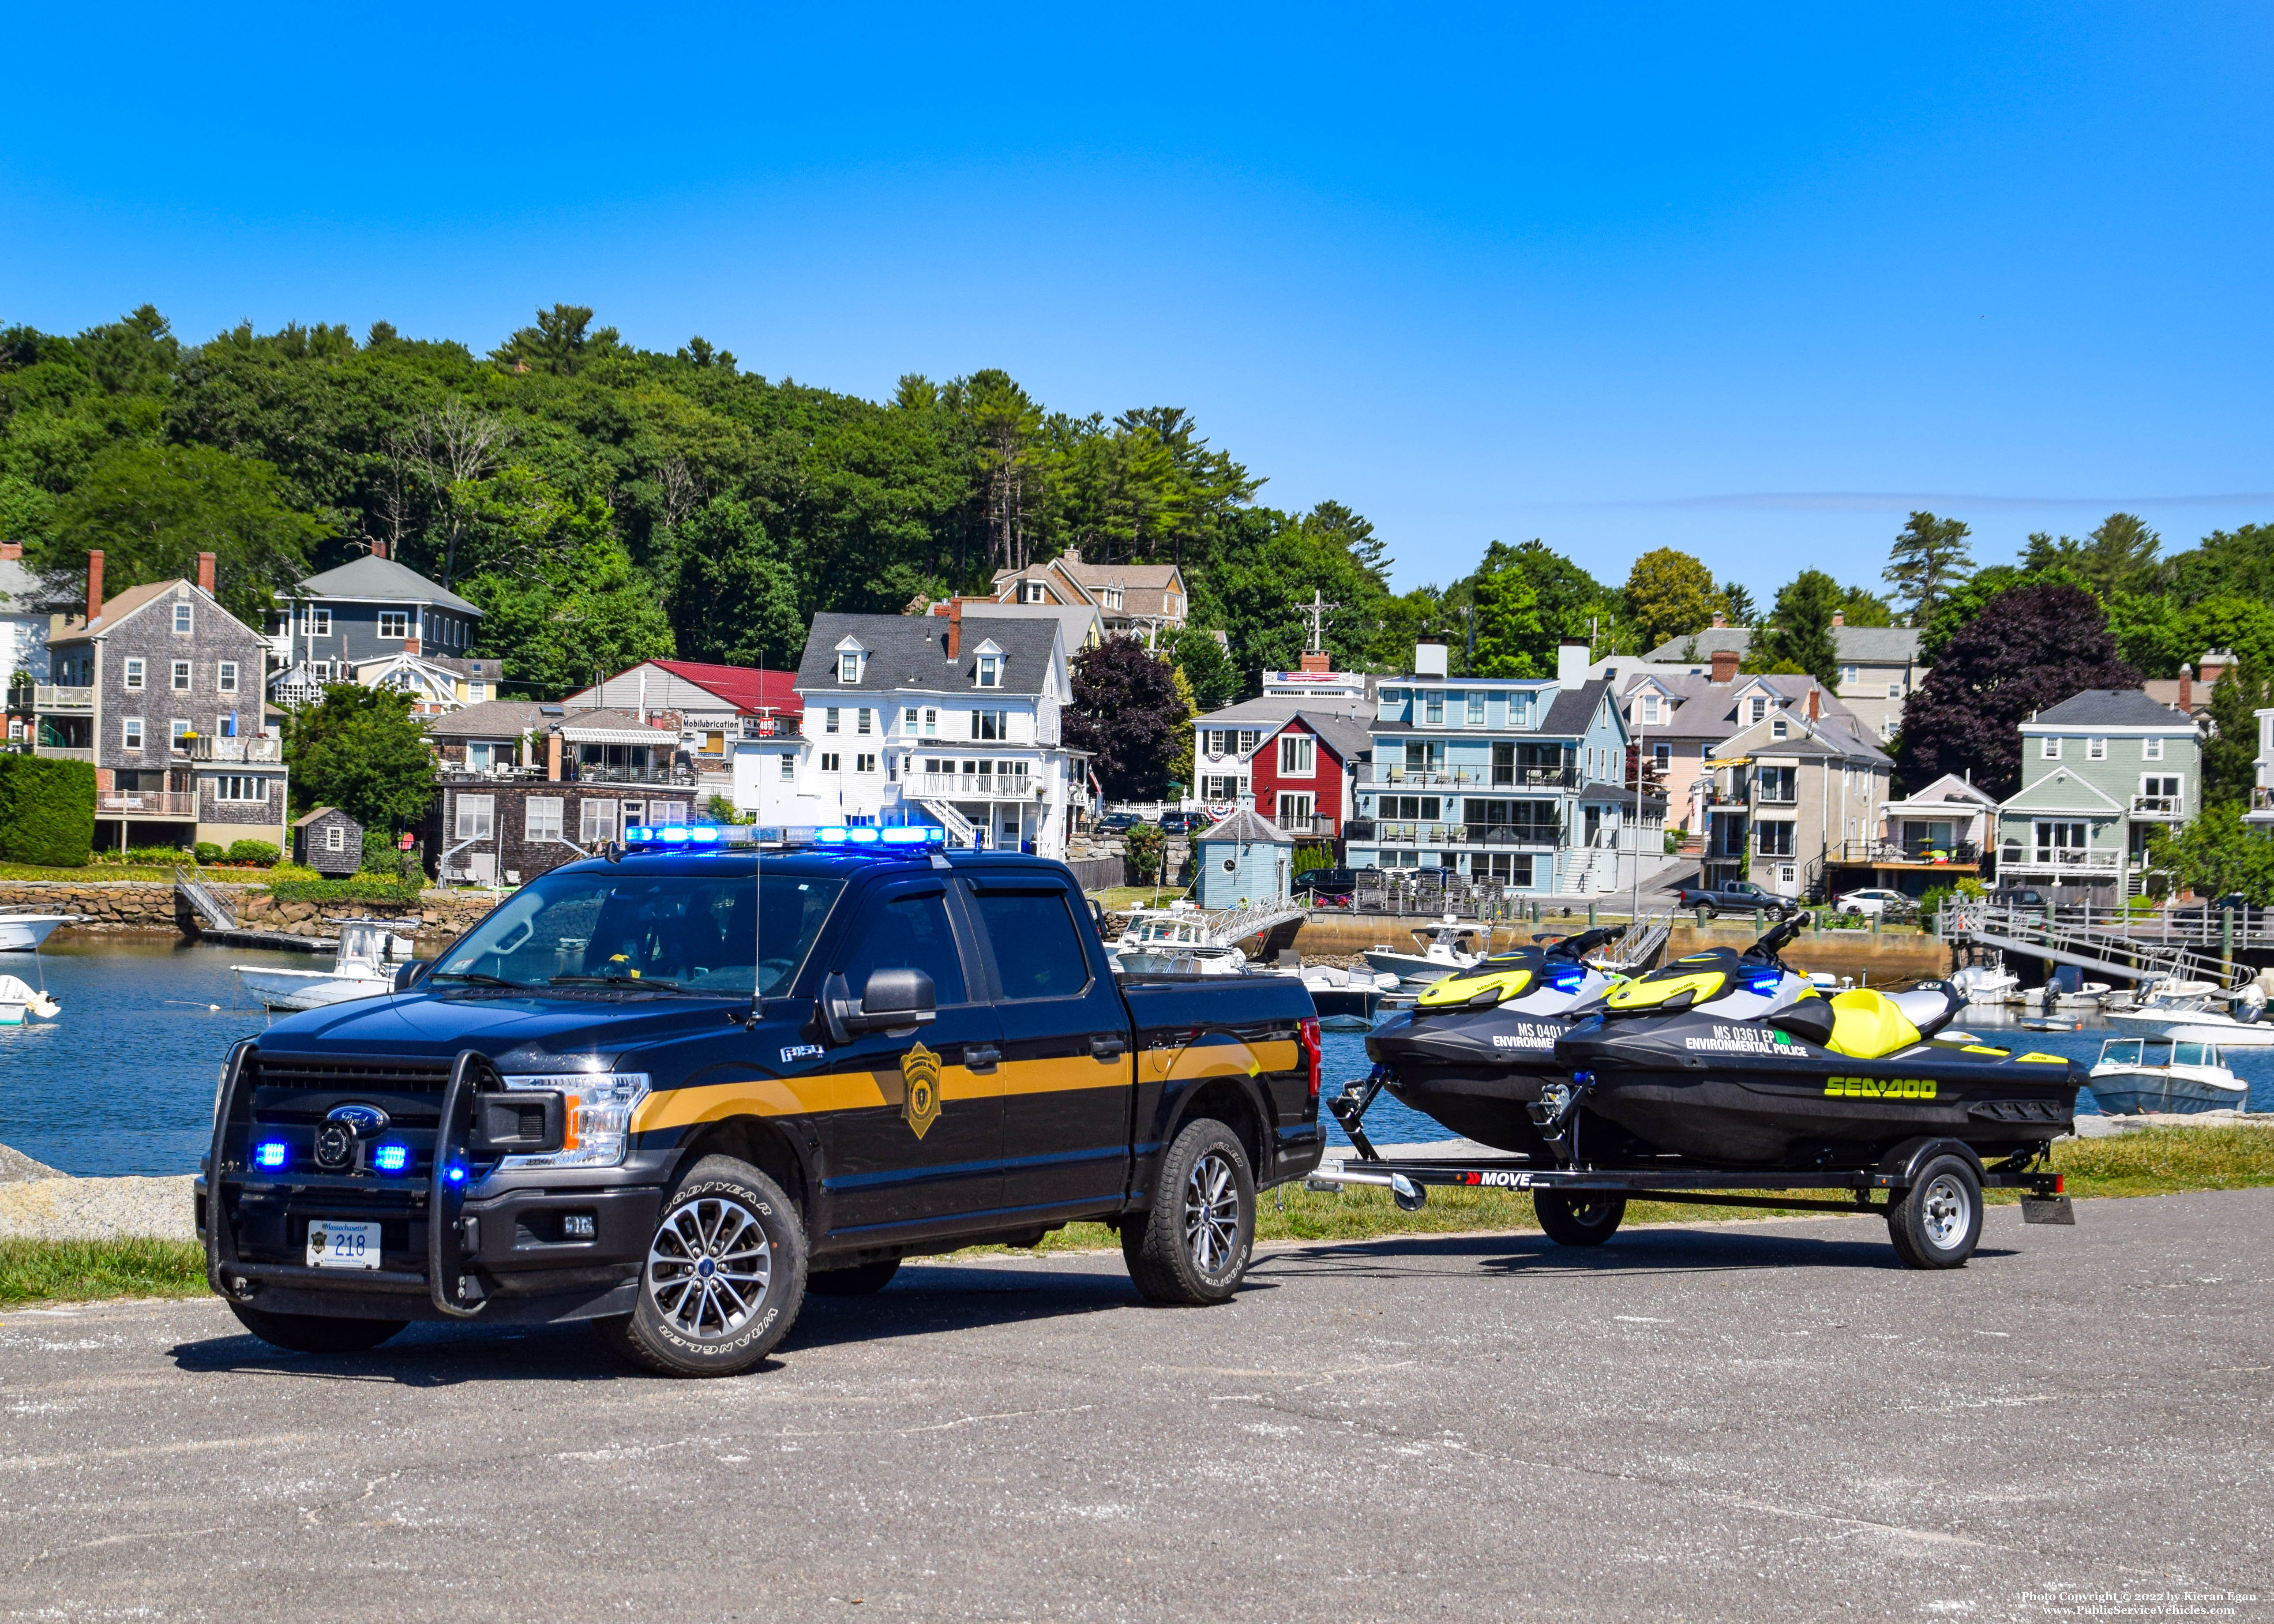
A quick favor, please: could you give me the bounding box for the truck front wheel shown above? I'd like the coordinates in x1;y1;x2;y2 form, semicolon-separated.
596;1155;808;1376
1123;1118;1256;1306
227;1303;406;1354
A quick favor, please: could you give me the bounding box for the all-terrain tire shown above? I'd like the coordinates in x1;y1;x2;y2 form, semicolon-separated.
227;1302;406;1354
807;1259;902;1297
595;1155;807;1376
1887;1154;1982;1270
1122;1118;1256;1305
1532;1192;1627;1247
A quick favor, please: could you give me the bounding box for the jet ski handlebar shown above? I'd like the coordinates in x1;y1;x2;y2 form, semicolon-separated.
1747;916;1808;961
1552;922;1629;959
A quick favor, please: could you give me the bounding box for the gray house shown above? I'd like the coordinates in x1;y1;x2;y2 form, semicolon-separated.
1640;619;1926;742
33;552;290;852
1995;689;2201;902
270;552;497;713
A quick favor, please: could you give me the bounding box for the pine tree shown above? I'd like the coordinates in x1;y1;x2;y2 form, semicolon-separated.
1884;511;1974;623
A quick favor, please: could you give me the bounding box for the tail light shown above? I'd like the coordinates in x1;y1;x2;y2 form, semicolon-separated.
1298;1016;1322;1107
2053;1174;2064;1194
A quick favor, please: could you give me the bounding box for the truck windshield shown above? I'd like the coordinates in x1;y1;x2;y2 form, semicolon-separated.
433;871;844;996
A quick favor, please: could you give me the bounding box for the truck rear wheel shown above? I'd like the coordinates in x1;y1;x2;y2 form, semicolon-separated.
1123;1118;1256;1306
596;1155;807;1376
807;1259;901;1296
1887;1155;1981;1270
1533;1192;1626;1246
227;1302;406;1354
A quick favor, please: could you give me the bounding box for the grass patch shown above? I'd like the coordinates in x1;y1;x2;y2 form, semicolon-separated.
1088;886;1189;910
0;1238;209;1306
0;861;181;882
2050;1123;2274;1198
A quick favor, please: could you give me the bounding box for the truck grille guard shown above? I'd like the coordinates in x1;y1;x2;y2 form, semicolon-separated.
207;1045;504;1321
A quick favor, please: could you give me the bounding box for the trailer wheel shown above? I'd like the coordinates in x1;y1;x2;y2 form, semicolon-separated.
1123;1118;1256;1305
595;1155;807;1376
1533;1192;1627;1247
227;1303;406;1354
807;1259;901;1297
1887;1155;1982;1269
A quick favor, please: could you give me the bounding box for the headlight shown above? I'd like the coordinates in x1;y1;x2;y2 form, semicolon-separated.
497;1072;650;1169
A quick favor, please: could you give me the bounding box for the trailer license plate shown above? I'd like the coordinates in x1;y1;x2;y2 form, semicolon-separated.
306;1221;382;1270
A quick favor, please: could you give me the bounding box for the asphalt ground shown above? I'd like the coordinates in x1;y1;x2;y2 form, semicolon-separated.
0;1193;2268;1622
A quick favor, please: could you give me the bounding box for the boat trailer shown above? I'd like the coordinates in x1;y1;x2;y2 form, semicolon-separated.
1311;1078;2075;1266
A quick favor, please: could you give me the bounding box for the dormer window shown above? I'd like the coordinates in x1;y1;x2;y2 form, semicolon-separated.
976;654;1002;688
1748;697;1767;725
1102;586;1123;609
1640;693;1662;724
1021;581;1045;604
835;641;865;685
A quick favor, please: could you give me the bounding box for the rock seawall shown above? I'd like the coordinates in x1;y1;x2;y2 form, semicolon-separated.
0;879;500;948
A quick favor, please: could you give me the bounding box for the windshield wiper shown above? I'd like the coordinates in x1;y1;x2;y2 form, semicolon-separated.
550;973;683;990
433;972;527;989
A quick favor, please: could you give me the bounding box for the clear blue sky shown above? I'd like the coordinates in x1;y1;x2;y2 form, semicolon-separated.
6;3;2271;604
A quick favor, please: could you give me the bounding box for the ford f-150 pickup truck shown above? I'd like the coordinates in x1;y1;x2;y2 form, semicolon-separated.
198;826;1325;1376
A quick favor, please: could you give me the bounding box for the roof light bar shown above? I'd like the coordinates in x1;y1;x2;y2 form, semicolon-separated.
616;822;947;855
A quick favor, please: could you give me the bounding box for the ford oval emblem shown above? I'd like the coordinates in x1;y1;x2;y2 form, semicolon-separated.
326;1103;390;1139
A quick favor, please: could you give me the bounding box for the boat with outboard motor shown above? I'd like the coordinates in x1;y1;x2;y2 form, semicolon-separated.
1106;904;1250;976
1550;919;2083;1170
2087;1037;2248;1115
1362;915;1493;985
1360;925;1634;1157
2107;978;2274;1047
0;914;83;953
232;920;400;1012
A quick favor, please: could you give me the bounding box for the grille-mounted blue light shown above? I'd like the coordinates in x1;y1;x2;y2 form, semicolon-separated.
444;1164;468;1185
372;1143;409;1174
254;1140;289;1169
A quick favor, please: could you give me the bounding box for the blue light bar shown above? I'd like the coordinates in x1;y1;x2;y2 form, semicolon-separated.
254;1140;289;1169
847;827;879;844
659;827;690;844
690;826;719;844
816;828;848;844
881;827;930;845
372;1143;409;1174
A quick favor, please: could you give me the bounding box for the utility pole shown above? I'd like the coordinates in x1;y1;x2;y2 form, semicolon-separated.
1299;590;1339;656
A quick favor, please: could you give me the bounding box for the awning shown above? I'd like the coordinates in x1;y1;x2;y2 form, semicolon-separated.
559;726;675;746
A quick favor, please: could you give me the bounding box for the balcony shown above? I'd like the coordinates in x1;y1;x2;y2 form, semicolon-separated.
570;764;696;786
1829;838;1981;866
34;685;93;712
1346;820;1558;848
2130;795;2184;818
1272;814;1340;837
189;735;282;763
1364;765;1576;790
98;791;198;817
916;771;1035;801
1996;845;2124;876
34;745;93;762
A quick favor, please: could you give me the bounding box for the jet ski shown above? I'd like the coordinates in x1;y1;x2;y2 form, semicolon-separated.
1553;919;2083;1169
1362;926;1633;1158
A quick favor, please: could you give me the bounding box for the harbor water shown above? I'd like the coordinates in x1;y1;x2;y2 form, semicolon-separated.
3;940;2270;1177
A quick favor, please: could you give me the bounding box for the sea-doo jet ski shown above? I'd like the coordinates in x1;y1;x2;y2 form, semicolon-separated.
1360;926;1632;1157
1554;919;2083;1169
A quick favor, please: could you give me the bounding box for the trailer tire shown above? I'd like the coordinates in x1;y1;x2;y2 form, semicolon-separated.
227;1303;406;1354
1533;1192;1627;1247
1122;1118;1255;1305
595;1155;807;1377
1887;1154;1982;1269
807;1259;901;1297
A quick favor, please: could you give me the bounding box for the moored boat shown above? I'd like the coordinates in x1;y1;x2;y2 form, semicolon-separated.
2087;1038;2248;1115
0;914;84;953
2107;979;2274;1048
233;920;398;1012
1362;915;1492;984
0;974;60;1024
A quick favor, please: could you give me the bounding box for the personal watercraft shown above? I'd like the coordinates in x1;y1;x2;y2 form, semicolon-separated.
1553;920;2083;1169
1362;926;1633;1157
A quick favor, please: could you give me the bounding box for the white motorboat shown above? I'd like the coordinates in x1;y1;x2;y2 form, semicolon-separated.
233;920;400;1012
1951;956;2021;1004
0;974;60;1025
1362;914;1493;985
2087;1037;2250;1114
1262;960;1400;1020
1108;905;1250;976
0;914;83;953
2107;979;2274;1048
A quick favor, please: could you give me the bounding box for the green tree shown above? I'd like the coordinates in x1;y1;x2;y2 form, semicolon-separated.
1170;628;1239;713
1755;569;1843;684
1716;580;1757;626
282;685;436;829
2147;804;2274;903
2022;513;2164;599
42;442;329;624
1468;555;1544;676
2181;597;2274;679
2202;663;2271;811
1883;511;1974;623
1622;547;1717;652
668;496;803;668
490;304;623;376
1837;584;1894;627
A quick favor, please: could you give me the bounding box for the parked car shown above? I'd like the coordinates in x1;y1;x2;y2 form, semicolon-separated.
1294;866;1358;907
1096;811;1142;834
1988;886;2049;910
199;832;1324;1376
1159;810;1212;834
1674;879;1799;921
1834;887;1917;919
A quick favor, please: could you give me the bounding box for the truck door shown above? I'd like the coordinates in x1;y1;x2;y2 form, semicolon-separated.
816;878;1004;1240
962;872;1135;1219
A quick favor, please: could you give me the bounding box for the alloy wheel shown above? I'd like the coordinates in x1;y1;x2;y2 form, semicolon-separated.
1183;1149;1242;1279
646;1196;773;1341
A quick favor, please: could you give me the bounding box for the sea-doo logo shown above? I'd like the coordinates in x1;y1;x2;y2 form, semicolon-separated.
1489;1024;1561;1050
1825;1075;1938;1099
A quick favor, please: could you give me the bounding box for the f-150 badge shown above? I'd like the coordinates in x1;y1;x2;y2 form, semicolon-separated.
902;1041;942;1140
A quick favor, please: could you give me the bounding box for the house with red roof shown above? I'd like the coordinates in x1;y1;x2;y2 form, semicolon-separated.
564;660;803;764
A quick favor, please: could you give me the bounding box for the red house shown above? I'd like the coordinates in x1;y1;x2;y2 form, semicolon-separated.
1242;713;1371;836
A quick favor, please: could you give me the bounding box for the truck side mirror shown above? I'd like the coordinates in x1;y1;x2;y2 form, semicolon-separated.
820;967;938;1044
393;959;431;993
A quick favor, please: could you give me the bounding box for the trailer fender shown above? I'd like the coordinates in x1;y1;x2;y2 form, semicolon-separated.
1876;1136;1984;1191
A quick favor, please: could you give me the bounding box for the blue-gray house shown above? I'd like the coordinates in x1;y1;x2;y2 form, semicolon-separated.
1193;809;1295;908
268;552;499;713
1344;641;1662;894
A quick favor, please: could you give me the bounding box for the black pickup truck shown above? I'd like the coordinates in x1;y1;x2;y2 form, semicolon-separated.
199;829;1324;1376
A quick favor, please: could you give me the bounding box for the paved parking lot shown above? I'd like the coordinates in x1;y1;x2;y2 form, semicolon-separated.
0;1192;2268;1621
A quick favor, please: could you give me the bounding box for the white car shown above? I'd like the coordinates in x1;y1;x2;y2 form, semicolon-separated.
1835;887;1914;918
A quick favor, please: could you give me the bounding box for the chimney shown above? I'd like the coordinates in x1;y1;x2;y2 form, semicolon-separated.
1299;650;1331;674
0;542;20;561
947;597;963;660
547;729;563;782
2179;663;2193;713
196;551;216;595
371;538;387;561
1711;611;1726;628
1412;639;1448;679
86;550;104;624
1709;648;1739;685
1556;638;1591;687
1831;610;1845;628
1807;686;1820;722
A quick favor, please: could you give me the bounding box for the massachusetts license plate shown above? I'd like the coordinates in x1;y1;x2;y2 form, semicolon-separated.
306;1221;382;1270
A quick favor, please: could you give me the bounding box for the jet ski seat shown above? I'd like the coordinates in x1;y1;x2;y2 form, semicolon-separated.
1824;986;1961;1058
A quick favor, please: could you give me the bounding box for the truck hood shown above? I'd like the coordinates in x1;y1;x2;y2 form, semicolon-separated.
252;988;736;1067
